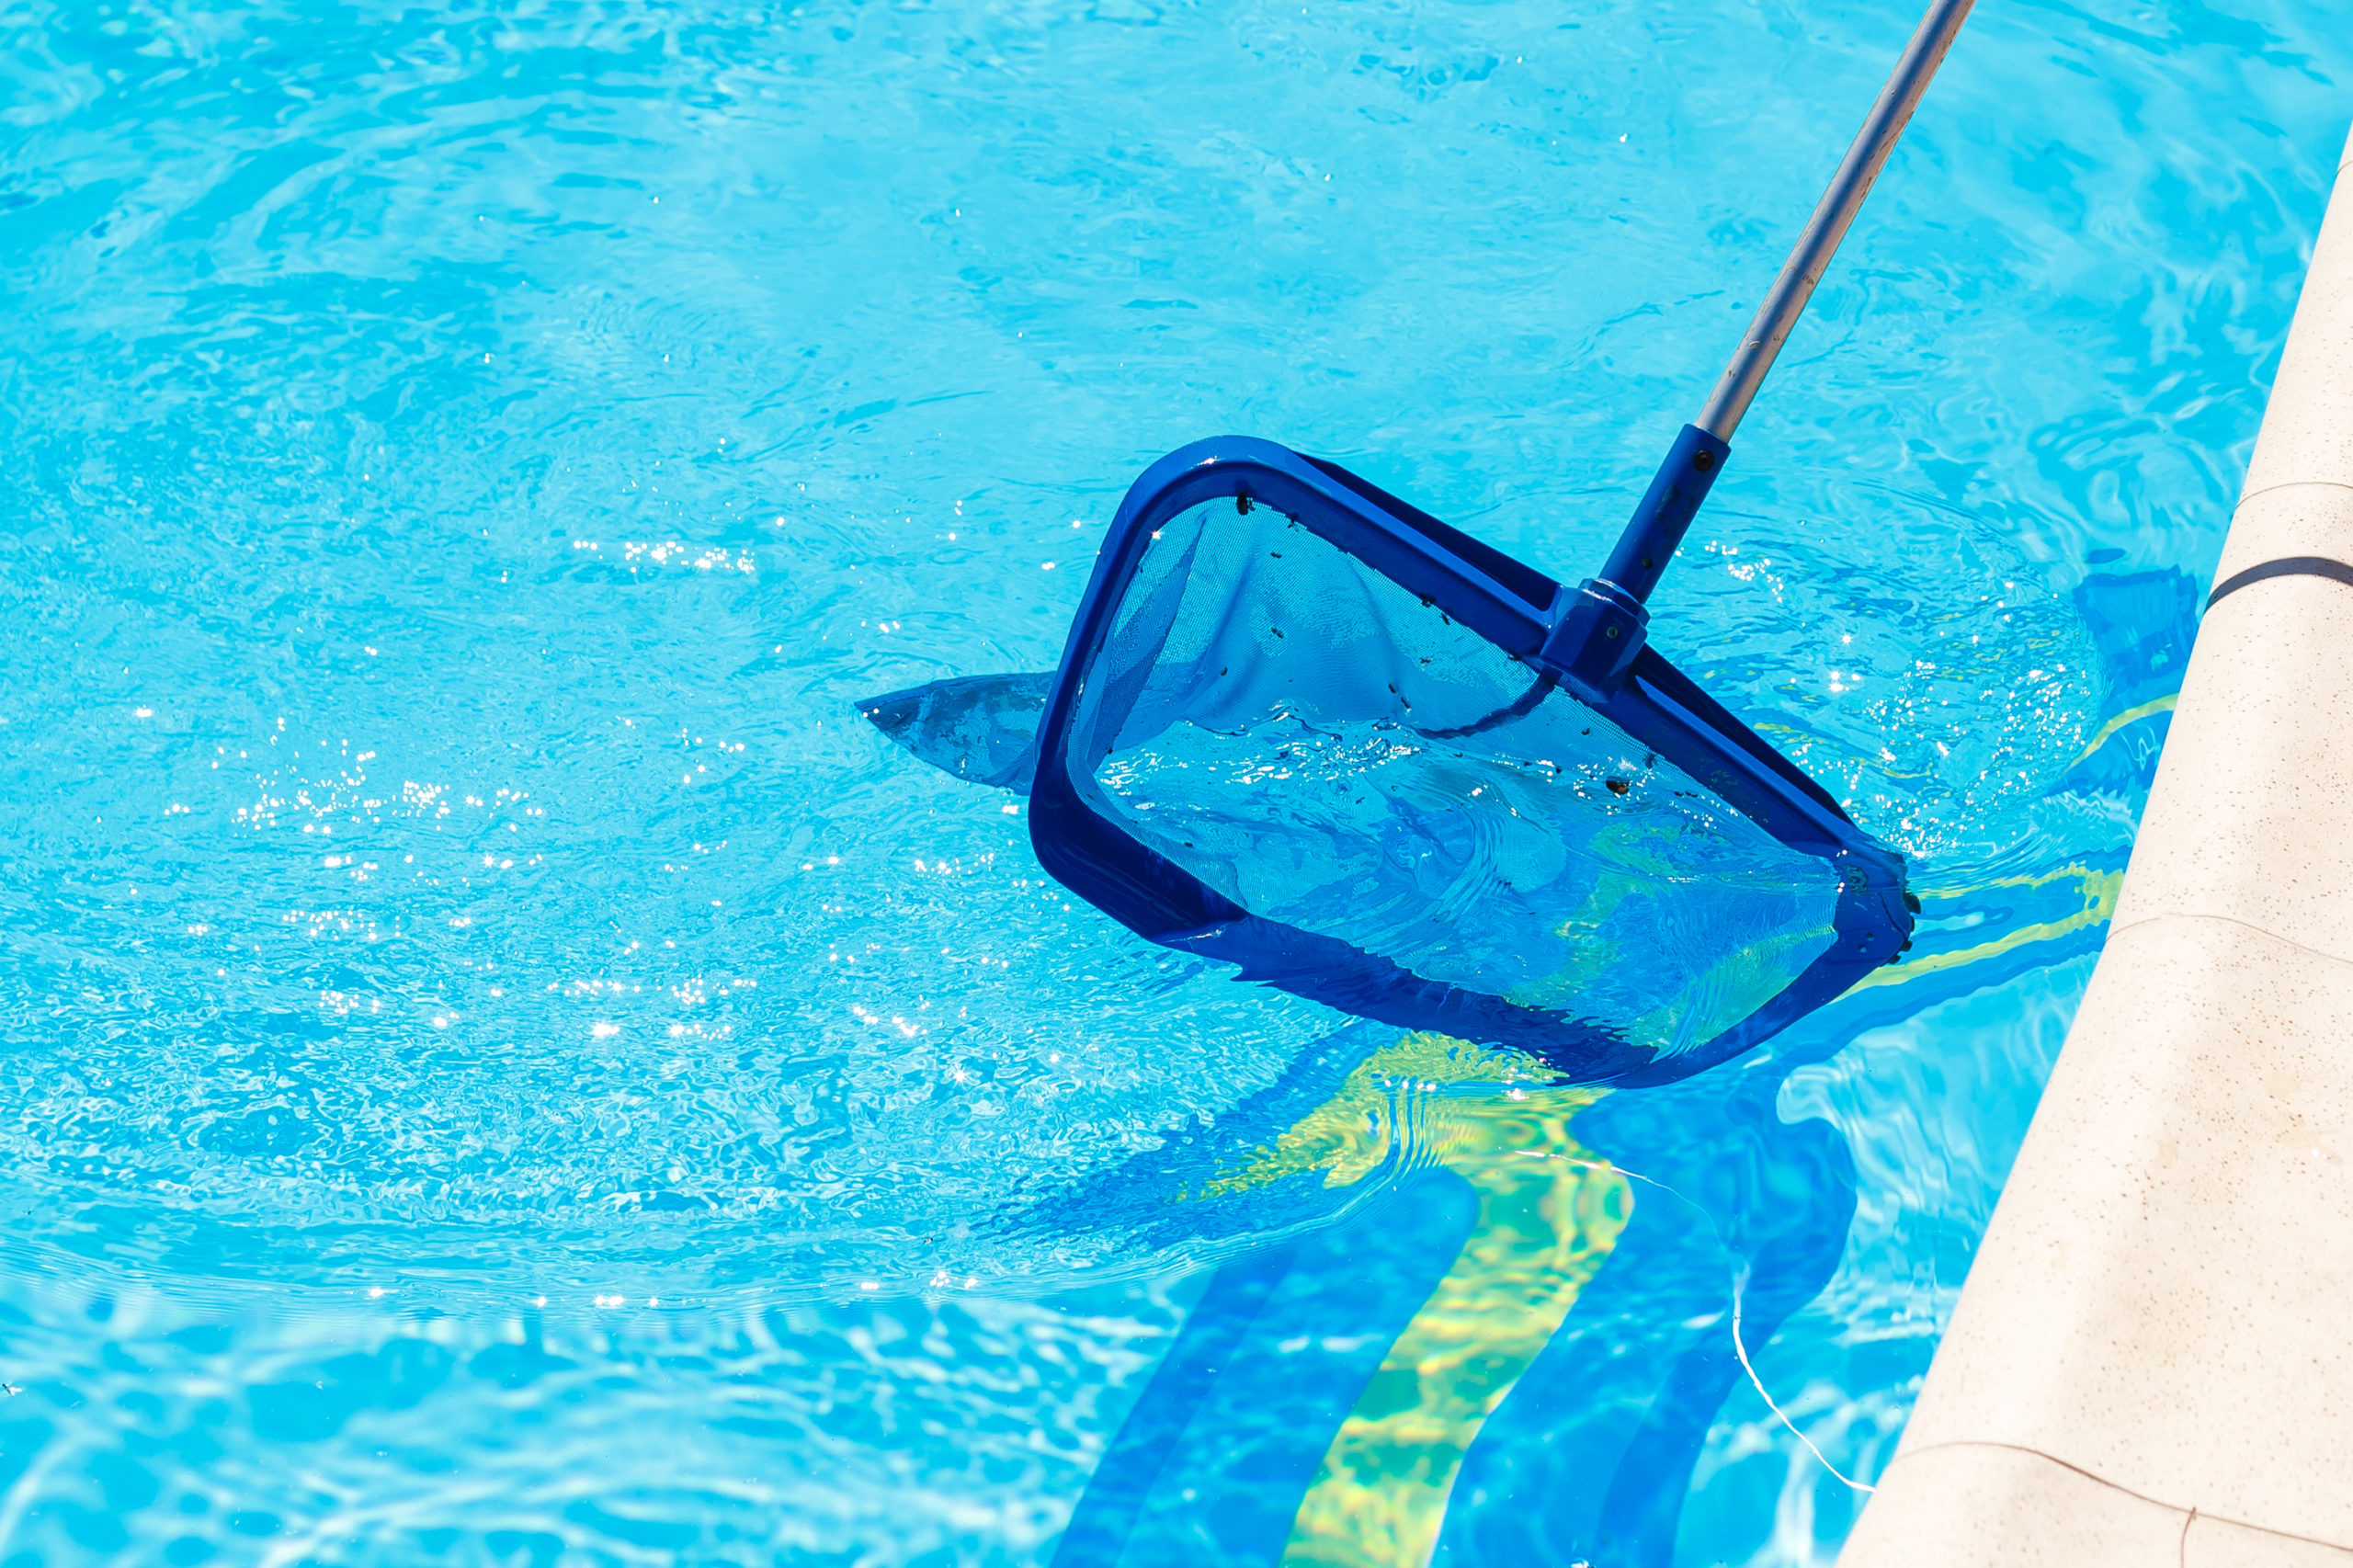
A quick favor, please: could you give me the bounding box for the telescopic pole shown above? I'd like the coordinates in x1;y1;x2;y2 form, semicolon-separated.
1698;0;1979;442
1544;0;1976;697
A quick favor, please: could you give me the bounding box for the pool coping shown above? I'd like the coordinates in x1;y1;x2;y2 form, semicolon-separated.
1836;120;2353;1566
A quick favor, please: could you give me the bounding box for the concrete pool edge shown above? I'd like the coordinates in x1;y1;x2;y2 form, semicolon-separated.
1836;120;2353;1566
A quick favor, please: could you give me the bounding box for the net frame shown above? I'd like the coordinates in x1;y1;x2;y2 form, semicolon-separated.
1029;437;1913;1086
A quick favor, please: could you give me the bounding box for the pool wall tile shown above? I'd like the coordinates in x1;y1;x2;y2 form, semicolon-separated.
2106;562;2353;961
1837;1441;2186;1565
2240;161;2353;498
2186;1517;2353;1568
1840;117;2353;1562
2205;483;2353;586
1863;918;2353;1543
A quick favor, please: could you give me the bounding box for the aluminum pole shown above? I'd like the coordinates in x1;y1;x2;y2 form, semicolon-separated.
1695;0;1979;441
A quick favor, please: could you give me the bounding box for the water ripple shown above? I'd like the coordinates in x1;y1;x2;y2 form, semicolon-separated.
0;0;2346;1560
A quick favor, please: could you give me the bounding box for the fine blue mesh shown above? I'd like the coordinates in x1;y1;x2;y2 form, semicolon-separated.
1067;500;1842;1062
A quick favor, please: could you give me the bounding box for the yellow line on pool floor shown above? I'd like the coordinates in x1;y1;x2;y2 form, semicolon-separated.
1205;1034;1631;1568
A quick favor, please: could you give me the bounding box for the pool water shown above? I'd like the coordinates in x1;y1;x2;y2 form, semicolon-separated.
0;0;2344;1562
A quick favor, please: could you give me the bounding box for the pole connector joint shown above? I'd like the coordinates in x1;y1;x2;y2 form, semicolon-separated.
1539;577;1652;701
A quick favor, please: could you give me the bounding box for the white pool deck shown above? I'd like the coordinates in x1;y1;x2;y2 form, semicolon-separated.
1838;122;2353;1565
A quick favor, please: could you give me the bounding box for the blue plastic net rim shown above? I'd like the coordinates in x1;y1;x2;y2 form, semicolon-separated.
1027;436;1912;1086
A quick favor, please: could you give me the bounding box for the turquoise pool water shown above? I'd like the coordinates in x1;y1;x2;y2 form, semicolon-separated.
1;0;2346;1562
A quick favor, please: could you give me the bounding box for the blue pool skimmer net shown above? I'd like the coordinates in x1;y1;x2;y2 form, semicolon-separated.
868;0;1976;1086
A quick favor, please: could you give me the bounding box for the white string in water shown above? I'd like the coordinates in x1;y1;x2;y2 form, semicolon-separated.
1730;1265;1876;1494
1533;1151;1881;1494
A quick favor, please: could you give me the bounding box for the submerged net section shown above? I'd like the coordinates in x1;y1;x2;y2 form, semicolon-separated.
1065;499;1843;1064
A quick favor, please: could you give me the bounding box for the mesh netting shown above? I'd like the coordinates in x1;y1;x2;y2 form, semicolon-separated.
1065;500;1843;1062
